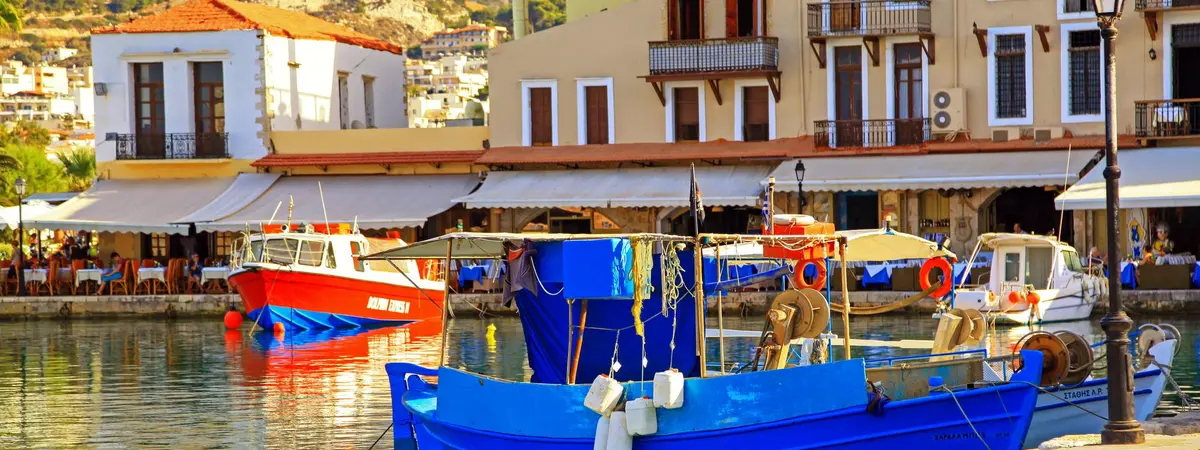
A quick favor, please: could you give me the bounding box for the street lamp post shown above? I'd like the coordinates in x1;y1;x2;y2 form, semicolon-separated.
793;160;806;214
15;177;25;297
1091;0;1142;445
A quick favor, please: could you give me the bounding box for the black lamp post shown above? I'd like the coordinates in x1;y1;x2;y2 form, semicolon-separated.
793;160;806;214
15;177;25;296
1091;0;1141;445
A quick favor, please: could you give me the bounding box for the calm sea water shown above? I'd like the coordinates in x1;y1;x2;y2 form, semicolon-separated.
0;315;1195;448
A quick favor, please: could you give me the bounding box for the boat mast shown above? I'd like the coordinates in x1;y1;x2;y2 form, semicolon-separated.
838;236;851;360
439;237;454;368
693;236;706;377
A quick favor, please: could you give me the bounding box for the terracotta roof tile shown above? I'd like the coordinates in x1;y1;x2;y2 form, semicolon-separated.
252;151;485;168
478;138;804;165
93;0;402;55
796;135;1140;158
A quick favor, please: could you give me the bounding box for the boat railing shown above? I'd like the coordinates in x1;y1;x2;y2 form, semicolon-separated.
864;348;989;368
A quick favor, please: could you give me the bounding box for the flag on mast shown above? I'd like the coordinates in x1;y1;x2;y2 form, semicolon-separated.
689;163;705;234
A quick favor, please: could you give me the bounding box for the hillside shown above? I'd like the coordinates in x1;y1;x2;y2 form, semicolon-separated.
2;0;564;63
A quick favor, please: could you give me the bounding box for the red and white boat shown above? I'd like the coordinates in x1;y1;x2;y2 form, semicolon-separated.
229;223;445;331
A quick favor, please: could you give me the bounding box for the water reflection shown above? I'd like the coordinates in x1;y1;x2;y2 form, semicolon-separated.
0;315;1194;448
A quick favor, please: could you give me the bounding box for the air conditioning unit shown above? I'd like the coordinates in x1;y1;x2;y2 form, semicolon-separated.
1033;126;1064;143
930;88;965;133
991;127;1022;142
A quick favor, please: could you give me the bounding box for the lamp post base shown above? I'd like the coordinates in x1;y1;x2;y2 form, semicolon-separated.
1100;310;1144;445
1101;422;1145;445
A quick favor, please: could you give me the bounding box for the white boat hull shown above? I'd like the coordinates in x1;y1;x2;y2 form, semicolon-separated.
989;294;1096;325
1018;339;1176;448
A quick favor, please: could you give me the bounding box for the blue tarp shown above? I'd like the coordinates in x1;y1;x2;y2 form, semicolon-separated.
513;243;702;384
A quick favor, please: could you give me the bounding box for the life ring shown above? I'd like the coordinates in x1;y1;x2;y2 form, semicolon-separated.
1008;291;1026;305
919;257;954;299
794;260;828;290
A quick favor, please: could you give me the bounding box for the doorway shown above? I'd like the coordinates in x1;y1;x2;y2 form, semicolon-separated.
986;187;1073;242
1172;24;1200;135
836;192;879;230
834;46;863;147
670;0;703;40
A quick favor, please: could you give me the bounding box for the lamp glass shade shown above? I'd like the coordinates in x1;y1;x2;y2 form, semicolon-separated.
794;161;806;182
1091;0;1124;16
14;177;25;196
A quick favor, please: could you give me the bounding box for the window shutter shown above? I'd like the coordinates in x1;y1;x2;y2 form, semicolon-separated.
744;86;769;124
726;0;738;38
530;87;552;145
586;86;609;144
668;0;679;40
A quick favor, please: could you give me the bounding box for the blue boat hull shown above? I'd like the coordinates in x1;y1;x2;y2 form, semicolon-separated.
386;352;1045;450
247;305;413;330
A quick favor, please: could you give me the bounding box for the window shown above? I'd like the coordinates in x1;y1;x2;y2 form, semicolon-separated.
1003;252;1022;282
726;0;765;37
1067;29;1101;117
1063;0;1093;13
522;80;557;146
296;241;326;267
741;86;770;141
144;233;168;258
263;238;300;265
213;232;233;260
349;241;367;272
192;62;225;158
995;35;1027;119
1062;249;1084;273
669;0;703;40
338;72;350;129
577;78;613;145
834;46;863;147
363;76;376;128
133;63;165;156
987;27;1033;126
529;87;553;145
894;44;923;120
673;87;700;142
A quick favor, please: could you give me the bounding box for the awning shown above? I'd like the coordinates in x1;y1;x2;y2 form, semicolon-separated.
766;150;1099;192
0;201;56;230
196;174;481;231
175;173;280;223
456;166;772;209
1055;147;1200;210
26;177;238;234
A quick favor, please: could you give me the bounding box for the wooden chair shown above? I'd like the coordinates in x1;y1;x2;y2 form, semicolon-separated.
141;258;155;268
109;260;134;295
63;259;84;295
32;261;56;296
165;259;184;295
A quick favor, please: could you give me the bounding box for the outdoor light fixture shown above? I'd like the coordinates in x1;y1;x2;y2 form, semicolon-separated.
1090;0;1126;19
793;160;806;213
15;177;26;196
15;177;25;297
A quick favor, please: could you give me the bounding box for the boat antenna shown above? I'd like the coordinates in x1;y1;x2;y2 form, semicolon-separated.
1056;145;1071;242
318;180;330;231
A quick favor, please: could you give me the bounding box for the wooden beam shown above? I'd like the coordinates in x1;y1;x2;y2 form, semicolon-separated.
972;24;988;57
1035;25;1051;53
863;36;880;67
1144;11;1159;41
766;73;781;103
809;39;827;69
707;79;723;105
651;81;666;106
920;34;936;65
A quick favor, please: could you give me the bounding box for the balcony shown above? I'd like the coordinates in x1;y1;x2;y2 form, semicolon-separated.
1135;99;1200;140
806;0;931;38
814;118;931;148
643;37;781;105
114;132;230;160
1136;0;1200;11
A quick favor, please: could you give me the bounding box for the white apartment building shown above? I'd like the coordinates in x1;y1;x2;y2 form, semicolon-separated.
41;47;80;63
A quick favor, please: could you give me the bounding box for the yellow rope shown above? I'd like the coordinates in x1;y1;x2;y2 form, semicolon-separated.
630;237;655;337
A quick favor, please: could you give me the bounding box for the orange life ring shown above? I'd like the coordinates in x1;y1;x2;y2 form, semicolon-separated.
1008;291;1026;305
919;257;954;298
1026;292;1040;306
794;260;828;290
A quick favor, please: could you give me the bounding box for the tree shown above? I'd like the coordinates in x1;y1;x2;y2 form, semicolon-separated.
476;84;489;101
59;148;95;191
0;1;22;34
406;45;423;60
0;145;64;204
0;121;52;149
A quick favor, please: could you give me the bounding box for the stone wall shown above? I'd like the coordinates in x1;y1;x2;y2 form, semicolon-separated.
0;294;239;319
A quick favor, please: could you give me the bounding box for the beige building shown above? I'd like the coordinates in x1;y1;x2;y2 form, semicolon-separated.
477;0;1200;257
422;24;510;58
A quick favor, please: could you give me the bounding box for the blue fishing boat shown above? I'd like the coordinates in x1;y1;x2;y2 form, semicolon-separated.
367;232;1048;450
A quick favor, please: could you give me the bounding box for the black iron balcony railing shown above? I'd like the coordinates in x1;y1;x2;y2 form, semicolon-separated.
807;0;931;38
648;36;779;76
114;132;230;160
814;118;931;148
1135;99;1200;139
1136;0;1200;10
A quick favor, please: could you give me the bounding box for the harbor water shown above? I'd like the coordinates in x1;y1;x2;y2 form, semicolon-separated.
0;315;1196;448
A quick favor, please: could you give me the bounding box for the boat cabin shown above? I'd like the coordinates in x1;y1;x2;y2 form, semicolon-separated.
979;233;1086;297
234;225;418;275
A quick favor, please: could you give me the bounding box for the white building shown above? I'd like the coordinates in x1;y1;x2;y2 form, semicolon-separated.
41;47;80;63
406;55;487;98
90;0;407;162
409;91;487;128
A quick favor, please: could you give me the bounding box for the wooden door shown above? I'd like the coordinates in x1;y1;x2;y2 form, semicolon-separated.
893;43;924;145
834;46;862;147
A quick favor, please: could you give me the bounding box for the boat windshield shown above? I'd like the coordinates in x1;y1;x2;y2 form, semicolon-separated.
1061;249;1084;273
262;238;300;265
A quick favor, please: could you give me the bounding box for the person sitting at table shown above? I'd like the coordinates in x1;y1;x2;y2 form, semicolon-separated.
1152;223;1174;258
96;252;127;294
187;253;204;285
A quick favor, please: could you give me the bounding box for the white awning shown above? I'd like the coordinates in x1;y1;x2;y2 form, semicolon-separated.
1056;147;1200;210
196;174;481;231
175;173;281;223
456;166;771;208
27;177;238;234
0;201;56;230
766;150;1100;192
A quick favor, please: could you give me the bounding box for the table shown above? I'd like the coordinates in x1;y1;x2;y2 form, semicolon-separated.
201;267;230;293
23;269;48;295
862;264;893;288
1119;262;1137;289
76;268;102;294
1193;262;1200;289
137;267;166;295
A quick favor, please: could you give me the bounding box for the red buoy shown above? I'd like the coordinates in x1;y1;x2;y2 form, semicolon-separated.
273;322;286;333
223;310;243;329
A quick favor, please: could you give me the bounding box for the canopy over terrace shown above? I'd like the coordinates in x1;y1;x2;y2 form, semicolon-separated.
0;201;56;230
26;177;242;234
454;166;771;208
195;175;482;232
765;150;1099;192
1055;147;1200;210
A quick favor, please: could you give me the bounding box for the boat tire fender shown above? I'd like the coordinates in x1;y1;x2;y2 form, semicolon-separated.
919;257;954;299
